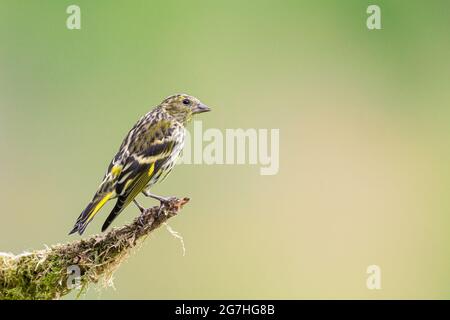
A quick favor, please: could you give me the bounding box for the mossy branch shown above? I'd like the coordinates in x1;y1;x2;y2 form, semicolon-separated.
0;197;189;300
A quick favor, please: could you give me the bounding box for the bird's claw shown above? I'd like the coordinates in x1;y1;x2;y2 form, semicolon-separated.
156;196;177;217
137;212;147;228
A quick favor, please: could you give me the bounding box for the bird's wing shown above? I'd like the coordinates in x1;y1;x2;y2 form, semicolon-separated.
101;118;181;231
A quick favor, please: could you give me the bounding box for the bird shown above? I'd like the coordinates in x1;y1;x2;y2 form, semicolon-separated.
69;94;211;235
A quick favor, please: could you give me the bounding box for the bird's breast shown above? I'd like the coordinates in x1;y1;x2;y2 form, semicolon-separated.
147;129;185;187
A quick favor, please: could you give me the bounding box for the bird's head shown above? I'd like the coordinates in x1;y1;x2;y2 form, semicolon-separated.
160;94;211;123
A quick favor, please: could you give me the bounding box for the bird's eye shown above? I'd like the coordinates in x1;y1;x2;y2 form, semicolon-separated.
182;99;191;105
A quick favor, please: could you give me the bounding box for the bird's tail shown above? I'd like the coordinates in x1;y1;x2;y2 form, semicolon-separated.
69;192;113;235
101;197;128;232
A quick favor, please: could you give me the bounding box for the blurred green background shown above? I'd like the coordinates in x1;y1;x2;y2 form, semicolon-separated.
1;0;450;299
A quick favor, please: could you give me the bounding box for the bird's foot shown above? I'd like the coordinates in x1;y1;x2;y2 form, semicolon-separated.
156;196;178;217
134;196;190;229
142;191;178;217
137;213;147;228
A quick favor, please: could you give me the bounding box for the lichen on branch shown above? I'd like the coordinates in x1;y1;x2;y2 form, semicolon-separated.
0;197;189;300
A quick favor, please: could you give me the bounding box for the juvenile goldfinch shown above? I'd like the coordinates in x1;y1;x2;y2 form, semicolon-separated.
69;94;211;235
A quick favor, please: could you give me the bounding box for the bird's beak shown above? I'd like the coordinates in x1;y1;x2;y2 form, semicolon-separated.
192;102;211;114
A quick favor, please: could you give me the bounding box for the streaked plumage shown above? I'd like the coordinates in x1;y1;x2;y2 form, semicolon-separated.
69;94;210;235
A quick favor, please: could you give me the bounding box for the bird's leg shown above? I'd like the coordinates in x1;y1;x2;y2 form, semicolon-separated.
133;199;147;226
133;199;146;213
142;190;174;216
142;190;171;203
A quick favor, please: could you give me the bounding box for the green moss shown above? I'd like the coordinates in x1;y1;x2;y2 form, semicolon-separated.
0;197;188;300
